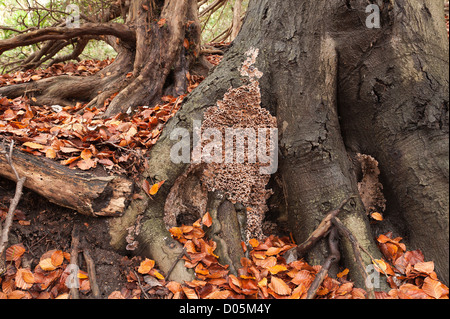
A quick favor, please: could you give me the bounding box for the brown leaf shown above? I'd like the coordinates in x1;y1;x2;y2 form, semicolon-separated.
268;264;288;275
397;284;429;299
45;148;57;159
22;142;45;150
413;261;434;275
202;212;212;227
269;276;292;296
80;149;93;160
149;180;165;195
142;179;151;196
51;250;64;267
422;277;445;299
5;244;26;261
39;258;57;271
157;18;167;28
15;268;35;290
77;158;96;170
182;286;199;299
138;258;155;274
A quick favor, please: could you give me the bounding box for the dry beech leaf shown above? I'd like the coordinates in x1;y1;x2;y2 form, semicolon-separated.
371;212;383;221
268;264;288;275
149;180;165;196
337;268;349;278
413;261;434;274
422;277;445;299
15;268;35;290
51;250;64;267
39;258;57;271
80;149;93;160
45;148;57;159
22;142;44;149
269;276;291;296
157;18;167;27
8;290;28;299
138;258;155;274
249;238;259;248
202;212;213;227
77;158;96;170
182;286;199;299
5;244;26;261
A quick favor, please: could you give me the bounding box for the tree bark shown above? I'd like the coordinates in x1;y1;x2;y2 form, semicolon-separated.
0;0;447;289
113;0;448;288
336;0;449;284
0;149;133;217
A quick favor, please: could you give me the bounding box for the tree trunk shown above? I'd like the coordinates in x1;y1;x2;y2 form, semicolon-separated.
111;0;448;288
336;0;449;284
0;0;205;117
0;0;447;289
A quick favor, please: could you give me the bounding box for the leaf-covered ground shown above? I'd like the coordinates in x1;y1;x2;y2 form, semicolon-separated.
0;45;448;299
1;209;448;299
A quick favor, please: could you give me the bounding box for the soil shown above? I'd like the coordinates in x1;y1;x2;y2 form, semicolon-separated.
0;176;135;299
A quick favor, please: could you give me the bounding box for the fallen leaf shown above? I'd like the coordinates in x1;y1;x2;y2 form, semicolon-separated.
39;258;57;271
269;276;292;296
202;212;213;227
182;286;199;299
149;180;165;195
80;149;93;160
268;264;288;275
23;142;45;149
5;244;26;261
157;18;167;27
77;158;96;170
138;258;155;274
249;238;259;248
51;250;64;267
413;261;434;275
337;269;349;278
422;277;445;299
371;212;383;221
15;268;35;290
45;148;57;159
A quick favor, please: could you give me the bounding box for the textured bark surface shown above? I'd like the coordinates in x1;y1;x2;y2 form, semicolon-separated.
0;0;447;288
119;0;448;287
335;0;449;284
0;149;133;217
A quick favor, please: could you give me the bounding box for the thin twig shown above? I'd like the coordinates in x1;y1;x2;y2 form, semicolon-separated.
331;217;376;299
306;227;340;299
295;196;356;256
134;270;150;299
0;141;26;273
83;248;101;298
165;247;187;281
69;224;80;300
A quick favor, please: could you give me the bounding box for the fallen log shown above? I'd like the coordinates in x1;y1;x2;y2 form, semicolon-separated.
0;148;133;217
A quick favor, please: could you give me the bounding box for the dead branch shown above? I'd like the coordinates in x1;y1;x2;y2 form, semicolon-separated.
83;247;101;298
331;216;376;299
0;23;136;54
165;247;187;281
294;196;355;256
0;141;26;273
306;227;340;299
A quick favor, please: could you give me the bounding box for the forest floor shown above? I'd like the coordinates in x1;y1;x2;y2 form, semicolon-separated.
0;45;448;299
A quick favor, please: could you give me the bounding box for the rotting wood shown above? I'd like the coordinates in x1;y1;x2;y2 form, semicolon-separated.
0;148;133;217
